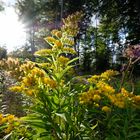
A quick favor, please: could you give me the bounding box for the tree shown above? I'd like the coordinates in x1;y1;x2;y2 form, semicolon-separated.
0;47;7;60
0;0;4;11
91;0;140;45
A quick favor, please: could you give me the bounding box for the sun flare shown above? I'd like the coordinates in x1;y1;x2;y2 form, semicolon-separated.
0;7;26;52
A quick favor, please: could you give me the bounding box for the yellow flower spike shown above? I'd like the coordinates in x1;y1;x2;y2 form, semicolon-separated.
54;40;63;49
63;47;76;54
62;37;75;46
57;56;70;65
34;49;52;56
51;30;62;38
56;31;62;38
102;106;111;113
61;11;83;37
44;36;56;43
51;29;58;35
20;61;35;73
37;63;51;68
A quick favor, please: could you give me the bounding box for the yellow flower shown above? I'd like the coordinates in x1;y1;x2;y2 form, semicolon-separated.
87;75;100;84
94;103;99;108
37;63;51;69
20;61;35;73
57;56;70;65
79;92;90;104
96;81;115;94
0;114;4;125
132;95;140;106
0;114;3;119
92;95;101;102
44;36;56;43
108;93;128;108
9;86;23;93
4;124;13;134
114;101;125;108
34;49;52;56
62;37;75;46
25;89;34;96
7;115;15;123
56;31;62;38
107;95;116;103
43;77;56;88
1;118;7;124
22;75;36;87
102;106;111;113
63;47;76;54
54;40;63;49
51;30;62;38
121;88;133;97
101;70;119;80
31;67;45;77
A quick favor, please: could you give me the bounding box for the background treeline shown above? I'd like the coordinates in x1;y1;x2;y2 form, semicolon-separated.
0;0;140;74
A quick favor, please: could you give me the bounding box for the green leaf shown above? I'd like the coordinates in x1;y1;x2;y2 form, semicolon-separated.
67;57;79;65
55;113;67;122
127;131;140;138
91;122;98;130
3;132;12;140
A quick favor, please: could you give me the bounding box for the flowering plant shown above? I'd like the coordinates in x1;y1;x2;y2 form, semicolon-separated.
0;13;140;140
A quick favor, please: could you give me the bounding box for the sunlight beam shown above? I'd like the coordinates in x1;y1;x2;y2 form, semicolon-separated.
0;6;26;52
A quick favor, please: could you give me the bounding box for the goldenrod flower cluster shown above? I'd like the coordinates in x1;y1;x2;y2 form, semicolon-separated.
43;77;57;88
10;66;56;96
34;49;53;56
8;12;83;100
45;36;56;43
63;47;76;54
44;35;63;50
57;56;70;65
61;37;75;46
0;114;18;134
88;70;119;83
0;57;22;80
61;11;83;37
80;70;140;112
132;95;140;107
96;81;115;94
100;70;119;80
51;30;62;38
